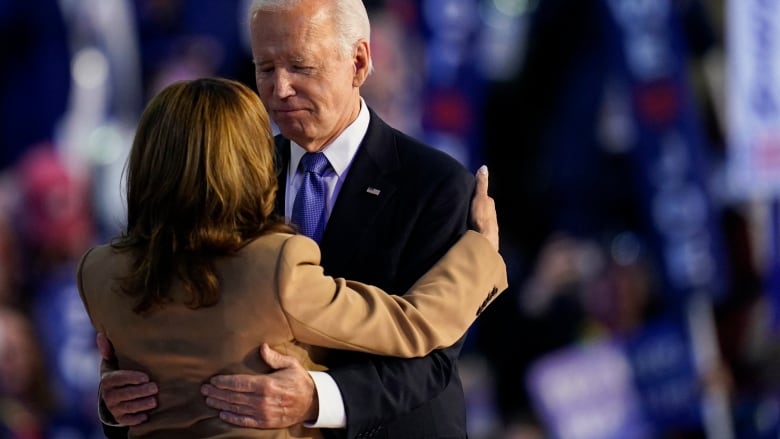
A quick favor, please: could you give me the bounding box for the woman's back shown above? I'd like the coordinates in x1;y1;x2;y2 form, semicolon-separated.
78;233;326;439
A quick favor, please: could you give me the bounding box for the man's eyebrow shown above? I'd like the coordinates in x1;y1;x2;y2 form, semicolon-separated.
252;55;307;64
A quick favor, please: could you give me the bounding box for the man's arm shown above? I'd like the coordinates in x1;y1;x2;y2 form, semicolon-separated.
95;332;158;437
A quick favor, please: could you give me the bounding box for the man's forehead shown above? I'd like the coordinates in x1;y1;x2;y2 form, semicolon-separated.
252;44;314;62
252;32;335;62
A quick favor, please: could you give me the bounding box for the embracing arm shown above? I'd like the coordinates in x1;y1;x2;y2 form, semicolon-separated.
282;230;507;356
202;167;499;434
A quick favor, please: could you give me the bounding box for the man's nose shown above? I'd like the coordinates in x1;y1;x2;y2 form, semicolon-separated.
273;71;295;98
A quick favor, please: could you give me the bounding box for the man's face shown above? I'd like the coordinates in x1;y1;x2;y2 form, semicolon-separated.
249;2;367;152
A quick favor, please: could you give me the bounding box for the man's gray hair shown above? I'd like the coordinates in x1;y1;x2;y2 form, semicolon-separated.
249;0;372;66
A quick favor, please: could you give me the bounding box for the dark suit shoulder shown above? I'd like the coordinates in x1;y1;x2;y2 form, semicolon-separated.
367;110;472;184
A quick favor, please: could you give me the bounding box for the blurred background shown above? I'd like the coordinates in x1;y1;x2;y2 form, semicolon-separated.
4;0;780;438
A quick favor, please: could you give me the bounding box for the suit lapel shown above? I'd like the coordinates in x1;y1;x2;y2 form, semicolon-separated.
274;110;400;272
319;110;399;270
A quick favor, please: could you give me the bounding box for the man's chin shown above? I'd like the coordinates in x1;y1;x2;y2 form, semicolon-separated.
276;125;308;145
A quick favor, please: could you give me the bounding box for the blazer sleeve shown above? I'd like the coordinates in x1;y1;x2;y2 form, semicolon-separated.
277;232;507;357
77;247;132;438
75;246;98;327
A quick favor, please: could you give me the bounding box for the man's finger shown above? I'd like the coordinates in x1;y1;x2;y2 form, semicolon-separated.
260;343;296;370
103;382;159;403
208;374;260;392
219;411;265;428
204;396;251;414
218;406;294;429
101;370;152;388
115;413;150;427
110;395;158;416
201;383;257;402
96;332;114;361
203;394;268;418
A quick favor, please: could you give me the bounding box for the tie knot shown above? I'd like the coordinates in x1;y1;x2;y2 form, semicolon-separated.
300;153;330;176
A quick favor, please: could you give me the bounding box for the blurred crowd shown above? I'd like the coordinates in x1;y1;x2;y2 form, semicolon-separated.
3;0;780;438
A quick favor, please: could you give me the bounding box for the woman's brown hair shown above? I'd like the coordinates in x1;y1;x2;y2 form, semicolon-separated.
112;77;293;313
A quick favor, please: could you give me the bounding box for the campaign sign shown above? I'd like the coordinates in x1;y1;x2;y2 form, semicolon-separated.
624;315;702;435
727;0;780;198
599;0;728;303
728;0;780;332
526;340;651;439
527;315;703;438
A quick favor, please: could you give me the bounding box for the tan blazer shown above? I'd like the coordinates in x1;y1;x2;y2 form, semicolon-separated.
77;230;507;439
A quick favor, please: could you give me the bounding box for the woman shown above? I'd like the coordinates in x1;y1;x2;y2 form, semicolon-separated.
77;77;506;438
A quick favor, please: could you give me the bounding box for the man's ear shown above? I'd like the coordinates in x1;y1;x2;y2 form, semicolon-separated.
353;39;371;87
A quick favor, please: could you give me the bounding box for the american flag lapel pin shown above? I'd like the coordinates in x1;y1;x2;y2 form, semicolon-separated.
366;187;381;196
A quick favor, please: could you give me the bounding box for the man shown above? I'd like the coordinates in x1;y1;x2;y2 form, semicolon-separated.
100;0;477;437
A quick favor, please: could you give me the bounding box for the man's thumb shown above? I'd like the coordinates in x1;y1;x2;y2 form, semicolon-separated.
260;343;295;370
96;332;114;361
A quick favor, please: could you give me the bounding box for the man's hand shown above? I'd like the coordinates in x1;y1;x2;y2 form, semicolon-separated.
97;332;158;426
201;343;318;428
470;165;499;251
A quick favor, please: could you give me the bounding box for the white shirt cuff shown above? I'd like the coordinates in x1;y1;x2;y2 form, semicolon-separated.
303;371;346;428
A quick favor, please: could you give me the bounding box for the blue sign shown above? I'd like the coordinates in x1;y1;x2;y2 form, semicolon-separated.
527;314;702;438
624;315;701;434
526;339;651;439
599;0;729;303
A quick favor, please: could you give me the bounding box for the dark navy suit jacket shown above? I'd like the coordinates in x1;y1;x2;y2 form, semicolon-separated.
276;108;475;439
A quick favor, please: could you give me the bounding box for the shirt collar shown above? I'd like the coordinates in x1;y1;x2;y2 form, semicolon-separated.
289;98;370;177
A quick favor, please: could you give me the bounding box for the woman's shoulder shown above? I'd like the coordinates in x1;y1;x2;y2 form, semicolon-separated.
242;232;320;263
241;232;315;255
243;232;294;249
77;243;118;270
